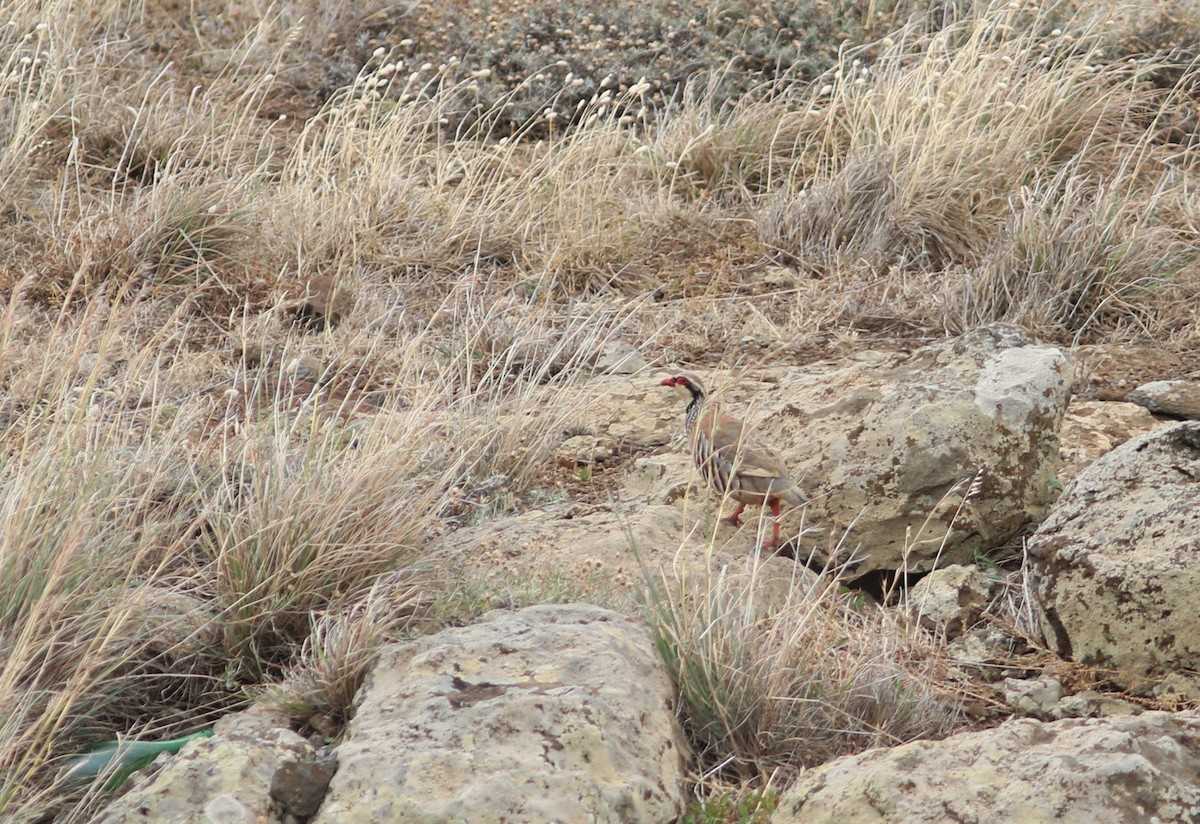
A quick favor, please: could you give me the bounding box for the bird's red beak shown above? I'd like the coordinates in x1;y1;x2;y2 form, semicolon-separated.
660;377;677;387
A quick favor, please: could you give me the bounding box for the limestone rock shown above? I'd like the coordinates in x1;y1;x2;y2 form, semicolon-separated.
567;326;1070;575
1004;675;1064;719
620;454;694;504
95;704;312;824
430;502;770;607
908;564;995;639
766;324;1071;574
313;604;686;824
1156;672;1200;704
558;374;679;457
1030;421;1200;683
592;340;649;376
777;711;1200;823
270;755;337;817
1128;379;1200;419
1050;690;1142;720
1057;399;1161;484
557;433;611;466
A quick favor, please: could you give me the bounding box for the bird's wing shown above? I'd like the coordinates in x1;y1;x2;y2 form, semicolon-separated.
730;442;790;479
694;406;808;503
704;412;785;475
711;412;808;501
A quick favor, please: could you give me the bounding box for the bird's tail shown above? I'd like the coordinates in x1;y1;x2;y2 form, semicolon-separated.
780;482;808;508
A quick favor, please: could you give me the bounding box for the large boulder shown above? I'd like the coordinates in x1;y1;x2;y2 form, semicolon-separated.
776;710;1200;823
765;324;1071;574
313;604;687;824
1029;421;1200;685
561;325;1070;575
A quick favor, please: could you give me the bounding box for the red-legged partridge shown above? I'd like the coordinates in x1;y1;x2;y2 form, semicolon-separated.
661;372;807;547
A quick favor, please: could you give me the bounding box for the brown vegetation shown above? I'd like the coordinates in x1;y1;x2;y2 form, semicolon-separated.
1;0;1198;818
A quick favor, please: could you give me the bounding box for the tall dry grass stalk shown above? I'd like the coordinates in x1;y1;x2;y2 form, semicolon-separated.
0;270;620;819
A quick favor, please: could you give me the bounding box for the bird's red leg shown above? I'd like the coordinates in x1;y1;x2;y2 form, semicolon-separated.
769;499;783;547
722;502;747;527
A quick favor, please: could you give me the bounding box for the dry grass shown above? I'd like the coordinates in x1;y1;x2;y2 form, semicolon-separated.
1;0;1199;817
0;288;616;818
643;549;966;783
755;8;1200;338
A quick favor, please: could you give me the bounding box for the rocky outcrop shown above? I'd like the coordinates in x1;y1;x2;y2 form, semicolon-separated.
907;563;996;639
776;711;1200;823
564;325;1071;576
430;501;787;605
95;704;313;824
764;324;1071;574
88;329;1200;824
1128;379;1200;419
1056;399;1161;483
93;606;687;824
313;604;687;824
1003;675;1064;719
1030;421;1200;686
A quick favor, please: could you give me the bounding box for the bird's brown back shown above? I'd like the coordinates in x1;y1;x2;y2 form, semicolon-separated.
689;404;807;507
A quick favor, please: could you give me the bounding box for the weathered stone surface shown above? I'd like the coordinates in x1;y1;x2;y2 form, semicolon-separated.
573;326;1070;575
591;340;649;376
1030;422;1200;682
1051;690;1142;720
765;324;1071;574
1057;399;1161;484
908;564;995;639
1128;379;1200;419
558;373;679;456
1004;675;1064;719
96;704;312;824
620;454;693;505
557;433;613;466
430;502;778;607
777;711;1200;824
270;755;337;817
1074;343;1195;401
313;604;687;824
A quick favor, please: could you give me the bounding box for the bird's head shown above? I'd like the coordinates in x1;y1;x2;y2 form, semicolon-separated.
660;372;706;403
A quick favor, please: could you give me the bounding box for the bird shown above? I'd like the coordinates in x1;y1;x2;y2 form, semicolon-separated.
661;372;807;547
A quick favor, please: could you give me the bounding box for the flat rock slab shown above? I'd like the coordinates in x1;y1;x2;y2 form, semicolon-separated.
1057;399;1162;484
777;710;1200;823
430;502;780;609
313;604;686;824
1128;379;1200;419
